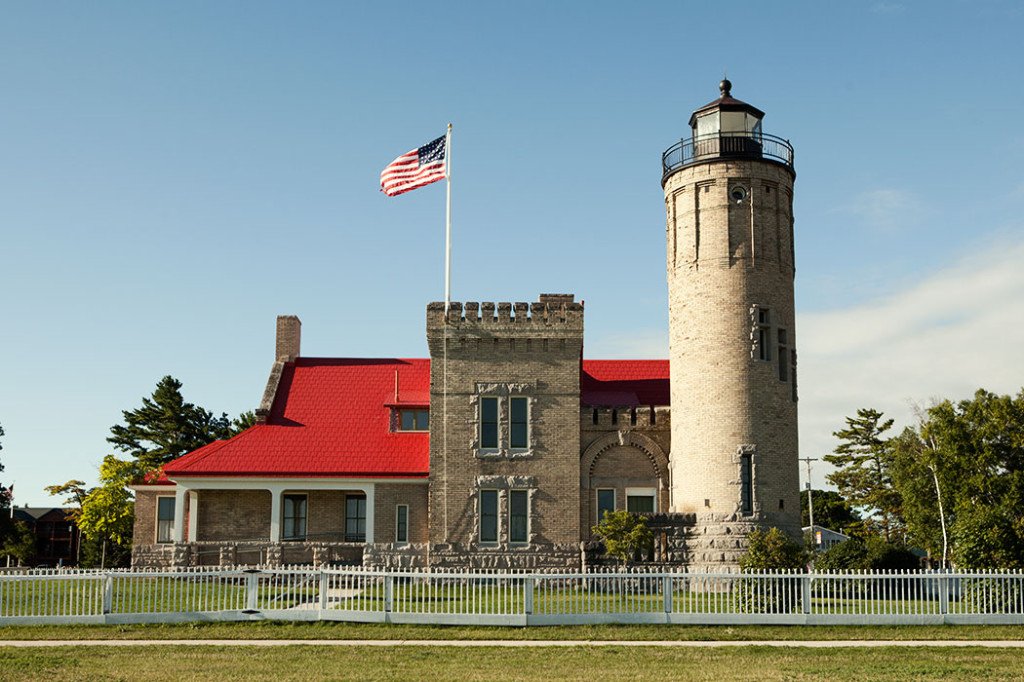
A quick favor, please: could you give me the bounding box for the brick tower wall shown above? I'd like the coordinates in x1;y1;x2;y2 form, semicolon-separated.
664;158;802;569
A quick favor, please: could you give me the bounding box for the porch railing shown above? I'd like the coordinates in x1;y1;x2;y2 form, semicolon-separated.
0;566;1021;626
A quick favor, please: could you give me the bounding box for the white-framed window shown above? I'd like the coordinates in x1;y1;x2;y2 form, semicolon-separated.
626;487;656;514
509;396;529;449
509;490;529;544
395;504;409;544
283;494;307;541
596;488;616;524
345;495;367;542
480;397;499;450
479;489;499;543
398;409;429;431
156;496;175;544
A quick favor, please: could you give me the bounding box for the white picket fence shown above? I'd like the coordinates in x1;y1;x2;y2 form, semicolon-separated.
0;566;1022;626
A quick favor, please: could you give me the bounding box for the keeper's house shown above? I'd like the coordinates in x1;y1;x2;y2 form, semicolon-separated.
132;299;673;570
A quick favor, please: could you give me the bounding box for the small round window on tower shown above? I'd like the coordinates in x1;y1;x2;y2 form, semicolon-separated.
730;186;748;203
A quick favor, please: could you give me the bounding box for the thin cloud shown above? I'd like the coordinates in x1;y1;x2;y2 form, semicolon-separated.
798;236;1024;486
838;188;927;232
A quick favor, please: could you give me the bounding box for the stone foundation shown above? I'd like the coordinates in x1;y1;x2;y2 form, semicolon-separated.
132;541;365;568
426;543;582;570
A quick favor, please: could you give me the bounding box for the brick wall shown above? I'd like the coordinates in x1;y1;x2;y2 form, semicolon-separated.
196;490;272;542
426;297;584;568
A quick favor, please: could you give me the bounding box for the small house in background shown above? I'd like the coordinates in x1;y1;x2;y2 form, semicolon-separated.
11;507;82;567
803;524;850;553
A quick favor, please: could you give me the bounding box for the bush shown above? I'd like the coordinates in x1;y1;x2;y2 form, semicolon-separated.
740;528;808;571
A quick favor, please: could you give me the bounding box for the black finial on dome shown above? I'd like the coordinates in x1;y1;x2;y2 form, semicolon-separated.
719;78;732;97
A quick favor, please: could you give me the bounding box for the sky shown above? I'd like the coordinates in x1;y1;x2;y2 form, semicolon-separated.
2;1;1023;506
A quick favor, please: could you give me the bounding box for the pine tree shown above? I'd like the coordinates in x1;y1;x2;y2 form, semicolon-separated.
824;408;902;542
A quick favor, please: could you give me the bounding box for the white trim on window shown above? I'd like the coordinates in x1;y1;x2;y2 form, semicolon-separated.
155;496;175;544
596;488;616;524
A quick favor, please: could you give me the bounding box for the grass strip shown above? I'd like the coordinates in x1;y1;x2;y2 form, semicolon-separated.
1;644;1023;681
1;621;1023;641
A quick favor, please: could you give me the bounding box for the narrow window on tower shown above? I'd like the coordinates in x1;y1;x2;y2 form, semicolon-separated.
480;397;499;449
778;328;789;381
757;308;772;361
740;454;753;515
510;397;528;449
791;350;798;402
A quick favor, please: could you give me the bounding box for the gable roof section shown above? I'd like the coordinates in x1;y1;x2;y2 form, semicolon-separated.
162;357;670;479
164;358;430;479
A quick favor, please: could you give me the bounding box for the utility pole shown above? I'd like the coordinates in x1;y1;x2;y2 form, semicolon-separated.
799;457;817;532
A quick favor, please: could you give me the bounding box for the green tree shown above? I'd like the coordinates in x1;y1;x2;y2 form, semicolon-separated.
591;510;653;565
107;376;235;471
800;489;861;535
824;408;901;541
60;376;250;565
739;527;808;571
0;421;16;557
0;521;36;566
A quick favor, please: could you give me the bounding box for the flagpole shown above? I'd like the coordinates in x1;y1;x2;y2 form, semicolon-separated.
444;123;452;313
442;123;452;542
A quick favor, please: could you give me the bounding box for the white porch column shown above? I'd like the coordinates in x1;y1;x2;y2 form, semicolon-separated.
187;491;199;542
364;483;375;544
172;486;188;543
269;487;282;542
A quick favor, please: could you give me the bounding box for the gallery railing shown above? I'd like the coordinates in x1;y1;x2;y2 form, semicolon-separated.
662;132;795;181
0;566;1021;626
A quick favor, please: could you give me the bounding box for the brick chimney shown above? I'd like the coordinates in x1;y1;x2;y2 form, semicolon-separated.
275;315;301;362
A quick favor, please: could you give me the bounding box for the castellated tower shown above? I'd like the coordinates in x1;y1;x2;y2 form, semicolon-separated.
662;80;801;569
425;295;584;569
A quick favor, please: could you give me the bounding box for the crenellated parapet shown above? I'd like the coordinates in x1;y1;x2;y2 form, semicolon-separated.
426;294;584;353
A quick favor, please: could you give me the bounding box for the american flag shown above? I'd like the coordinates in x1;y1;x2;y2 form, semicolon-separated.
380;134;447;197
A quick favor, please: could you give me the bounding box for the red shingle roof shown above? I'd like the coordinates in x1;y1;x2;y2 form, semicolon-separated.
165;358;431;479
162;357;669;480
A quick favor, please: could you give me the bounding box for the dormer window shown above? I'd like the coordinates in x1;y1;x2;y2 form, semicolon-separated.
398;409;429;431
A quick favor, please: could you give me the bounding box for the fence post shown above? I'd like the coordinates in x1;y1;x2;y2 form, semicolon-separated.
663;575;673;614
384;574;393;613
318;571;329;613
245;571;259;611
802;573;812;615
524;577;534;615
102;574;114;615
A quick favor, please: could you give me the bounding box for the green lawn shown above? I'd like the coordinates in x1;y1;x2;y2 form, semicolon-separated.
1;644;1023;681
1;621;1023;641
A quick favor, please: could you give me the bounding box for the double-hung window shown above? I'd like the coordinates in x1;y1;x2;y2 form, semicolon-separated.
509;397;528;449
345;495;366;542
283;494;307;541
395;505;409;543
479;490;498;543
480;397;499;449
509;490;529;543
596;489;615;524
156;497;175;544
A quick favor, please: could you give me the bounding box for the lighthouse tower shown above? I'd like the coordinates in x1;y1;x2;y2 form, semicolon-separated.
662;80;801;568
